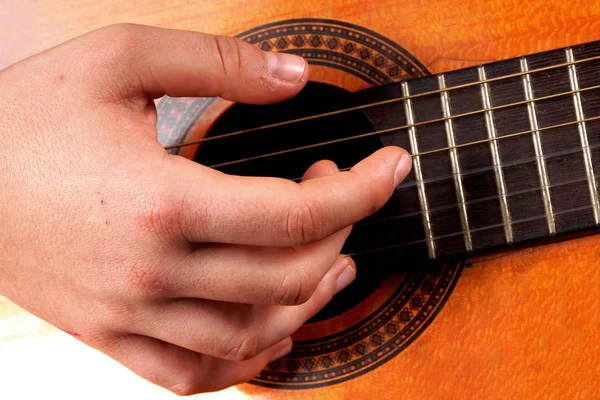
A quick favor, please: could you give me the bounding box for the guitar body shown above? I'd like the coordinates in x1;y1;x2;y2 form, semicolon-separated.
1;1;599;399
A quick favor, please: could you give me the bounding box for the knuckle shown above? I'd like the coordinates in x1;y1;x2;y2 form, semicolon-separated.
123;261;166;299
167;379;202;397
212;35;244;77
373;155;398;203
134;193;183;242
223;330;261;362
285;199;324;245
101;299;134;324
351;167;392;215
106;257;167;301
91;24;145;69
369;185;389;215
80;23;147;100
275;263;316;305
90;300;137;337
99;23;144;52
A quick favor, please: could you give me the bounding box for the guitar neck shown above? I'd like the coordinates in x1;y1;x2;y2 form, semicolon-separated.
349;40;600;262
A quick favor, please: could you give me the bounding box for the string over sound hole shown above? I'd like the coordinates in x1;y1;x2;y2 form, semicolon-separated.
195;82;380;179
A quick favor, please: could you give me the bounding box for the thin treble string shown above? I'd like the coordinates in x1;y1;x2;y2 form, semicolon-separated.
346;204;595;258
313;138;600;191
271;114;600;183
358;169;597;228
291;121;600;184
228;141;599;231
207;86;600;170
163;53;600;151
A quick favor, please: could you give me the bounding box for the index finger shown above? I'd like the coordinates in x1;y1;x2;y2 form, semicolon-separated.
172;146;412;246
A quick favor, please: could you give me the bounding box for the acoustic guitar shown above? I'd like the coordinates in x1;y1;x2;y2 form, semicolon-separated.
1;1;599;399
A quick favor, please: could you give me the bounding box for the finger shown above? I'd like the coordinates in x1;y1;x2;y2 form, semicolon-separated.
172;146;412;246
161;158;347;305
106;334;292;395
133;255;355;362
301;159;339;181
169;226;350;305
87;24;308;103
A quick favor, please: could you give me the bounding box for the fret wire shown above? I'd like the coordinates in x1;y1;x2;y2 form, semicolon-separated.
165;54;600;150
478;65;513;243
359;159;598;228
404;139;600;190
438;75;473;252
347;204;595;258
208;84;600;169
520;57;556;235
370;138;600;212
402;82;436;259
566;48;600;225
288;115;600;182
415;115;600;156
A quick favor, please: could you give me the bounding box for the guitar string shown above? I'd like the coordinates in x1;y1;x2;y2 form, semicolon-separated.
350;143;600;250
346;204;596;258
356;142;600;227
359;175;593;227
270;114;600;183
163;53;600;151
205;86;600;170
346;138;597;192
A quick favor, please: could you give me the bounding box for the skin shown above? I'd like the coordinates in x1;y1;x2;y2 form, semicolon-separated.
0;24;412;395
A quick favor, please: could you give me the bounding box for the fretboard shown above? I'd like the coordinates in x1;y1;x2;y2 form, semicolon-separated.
346;40;600;262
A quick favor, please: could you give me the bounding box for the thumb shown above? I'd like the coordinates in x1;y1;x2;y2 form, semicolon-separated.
87;24;308;103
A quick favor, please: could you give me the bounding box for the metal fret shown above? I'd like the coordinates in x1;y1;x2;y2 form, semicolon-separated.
520;58;556;235
478;66;514;243
566;48;600;225
402;82;436;259
438;75;473;252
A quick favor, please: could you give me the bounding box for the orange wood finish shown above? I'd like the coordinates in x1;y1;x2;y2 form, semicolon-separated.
1;1;599;399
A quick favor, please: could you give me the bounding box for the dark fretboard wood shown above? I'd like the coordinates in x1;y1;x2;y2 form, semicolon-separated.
349;40;600;263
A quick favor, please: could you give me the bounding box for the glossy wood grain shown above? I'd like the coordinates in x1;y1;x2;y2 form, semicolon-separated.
3;0;600;72
1;1;599;399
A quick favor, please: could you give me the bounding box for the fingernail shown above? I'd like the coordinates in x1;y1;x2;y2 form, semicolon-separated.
335;265;356;294
394;154;413;187
268;340;292;363
267;52;306;83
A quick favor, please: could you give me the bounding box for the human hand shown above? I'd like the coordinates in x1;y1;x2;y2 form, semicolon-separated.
0;24;412;395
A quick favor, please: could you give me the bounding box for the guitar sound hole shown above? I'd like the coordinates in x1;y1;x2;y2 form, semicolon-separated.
194;81;391;321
